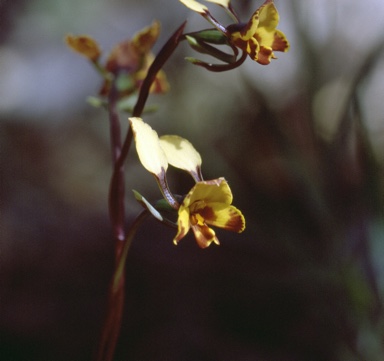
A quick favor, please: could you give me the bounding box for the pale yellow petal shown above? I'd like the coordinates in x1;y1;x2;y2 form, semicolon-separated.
159;135;202;174
204;0;230;8
179;0;208;13
129;117;168;175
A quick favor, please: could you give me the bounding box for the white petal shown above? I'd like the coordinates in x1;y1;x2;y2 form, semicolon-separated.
129;117;168;175
159;135;202;174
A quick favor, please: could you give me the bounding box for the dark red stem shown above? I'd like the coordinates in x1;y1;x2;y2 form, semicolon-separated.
96;22;188;361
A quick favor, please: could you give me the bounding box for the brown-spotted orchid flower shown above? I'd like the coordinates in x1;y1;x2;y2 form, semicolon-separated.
180;0;289;66
65;21;169;106
100;20;169;97
129;117;245;248
174;177;245;248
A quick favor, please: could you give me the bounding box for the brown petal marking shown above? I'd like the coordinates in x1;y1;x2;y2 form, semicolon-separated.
272;32;289;52
247;39;259;60
192;224;217;248
105;41;139;74
224;209;245;232
198;206;216;222
256;46;273;65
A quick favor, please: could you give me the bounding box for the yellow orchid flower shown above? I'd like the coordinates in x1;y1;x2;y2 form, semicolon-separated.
228;0;289;65
66;21;169;98
130;118;245;248
179;0;289;65
174;178;245;248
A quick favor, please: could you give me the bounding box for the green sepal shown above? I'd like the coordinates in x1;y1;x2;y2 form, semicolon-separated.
115;73;134;92
186;29;228;45
86;96;107;108
117;95;159;114
132;190;163;221
186;36;236;64
155;198;179;213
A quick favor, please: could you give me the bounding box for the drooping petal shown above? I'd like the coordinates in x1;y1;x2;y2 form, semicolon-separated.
186;178;233;206
200;202;245;232
129;117;168;176
179;0;208;13
173;206;191;244
159;135;202;180
191;224;219;248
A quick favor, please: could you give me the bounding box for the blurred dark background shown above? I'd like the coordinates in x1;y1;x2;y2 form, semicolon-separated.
1;0;384;360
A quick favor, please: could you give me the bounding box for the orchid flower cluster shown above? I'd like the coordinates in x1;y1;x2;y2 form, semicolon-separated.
65;0;288;248
65;0;288;359
181;0;289;70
